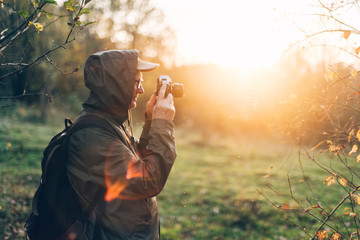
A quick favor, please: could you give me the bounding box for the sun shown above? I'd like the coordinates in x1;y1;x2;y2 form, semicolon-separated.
157;0;310;71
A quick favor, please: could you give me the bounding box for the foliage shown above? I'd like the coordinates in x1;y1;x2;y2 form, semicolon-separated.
0;0;94;104
266;0;360;239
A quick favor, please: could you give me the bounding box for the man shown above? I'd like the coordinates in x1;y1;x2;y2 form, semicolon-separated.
66;49;177;239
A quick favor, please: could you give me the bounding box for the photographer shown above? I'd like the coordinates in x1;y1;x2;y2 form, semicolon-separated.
66;50;177;239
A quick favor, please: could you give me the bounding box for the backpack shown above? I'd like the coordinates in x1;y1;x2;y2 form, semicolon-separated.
25;115;121;240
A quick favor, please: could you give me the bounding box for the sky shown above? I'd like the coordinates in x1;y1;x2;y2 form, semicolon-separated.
154;0;317;71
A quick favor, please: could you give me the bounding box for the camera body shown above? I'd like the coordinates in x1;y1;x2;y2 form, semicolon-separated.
156;75;183;98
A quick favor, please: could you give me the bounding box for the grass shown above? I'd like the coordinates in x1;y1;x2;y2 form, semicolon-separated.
1;118;360;239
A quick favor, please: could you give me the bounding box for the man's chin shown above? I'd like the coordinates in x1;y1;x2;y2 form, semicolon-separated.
130;101;136;109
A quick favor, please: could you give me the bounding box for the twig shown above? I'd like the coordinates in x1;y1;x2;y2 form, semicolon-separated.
310;185;360;240
0;38;76;80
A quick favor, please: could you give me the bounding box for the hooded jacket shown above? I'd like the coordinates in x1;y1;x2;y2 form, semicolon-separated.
66;50;176;239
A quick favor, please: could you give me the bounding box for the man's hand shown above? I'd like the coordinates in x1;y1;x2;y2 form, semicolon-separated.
152;84;175;122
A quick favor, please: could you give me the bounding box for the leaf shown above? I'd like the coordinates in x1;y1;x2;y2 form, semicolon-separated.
28;21;33;26
44;0;57;5
352;69;358;78
344;30;351;39
33;22;43;32
324;176;336;186
356;47;360;55
75;20;82;26
84;21;96;26
282;202;290;210
349;212;357;218
348;129;354;143
357;129;360;141
348;145;358;156
18;10;29;18
331;232;342;240
79;8;90;16
46;13;53;19
339;177;348;187
316;230;328;240
71;66;80;73
64;0;75;12
354;195;360;205
357;154;360;162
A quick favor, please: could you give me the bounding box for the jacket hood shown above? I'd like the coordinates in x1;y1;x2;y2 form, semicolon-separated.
82;50;138;121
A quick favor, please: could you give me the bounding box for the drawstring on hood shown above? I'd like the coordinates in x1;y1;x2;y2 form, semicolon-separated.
82;50;138;133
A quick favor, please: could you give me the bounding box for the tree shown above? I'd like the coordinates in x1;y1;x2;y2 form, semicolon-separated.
0;0;94;108
264;1;360;239
87;0;176;64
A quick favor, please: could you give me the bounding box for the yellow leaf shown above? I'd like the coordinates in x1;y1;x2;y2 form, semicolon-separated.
344;30;351;39
7;142;11;148
348;129;354;143
357;154;360;162
357;129;360;141
352;69;358;78
356;47;360;55
324;176;336;186
28;21;33;26
354;195;360;205
316;230;328;240
348;145;358;156
33;23;43;32
331;232;342;240
339;177;348;187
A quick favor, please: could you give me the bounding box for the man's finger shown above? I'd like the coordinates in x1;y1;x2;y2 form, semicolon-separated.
165;92;173;102
158;84;167;99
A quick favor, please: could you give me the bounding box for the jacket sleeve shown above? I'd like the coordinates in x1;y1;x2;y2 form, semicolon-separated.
137;119;152;153
66;118;176;203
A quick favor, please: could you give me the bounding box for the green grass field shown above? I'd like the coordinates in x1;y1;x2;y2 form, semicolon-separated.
1;118;360;239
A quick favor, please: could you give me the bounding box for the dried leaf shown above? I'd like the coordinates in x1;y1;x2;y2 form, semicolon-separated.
339;178;348;187
348;129;354;143
349;212;357;218
354;195;360;205
357;129;360;141
348;145;358;156
282;202;290;210
316;230;328;240
344;30;351;39
331;232;342;240
324;176;336;186
356;47;360;55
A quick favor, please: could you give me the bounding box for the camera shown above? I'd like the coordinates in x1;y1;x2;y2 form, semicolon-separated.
156;75;183;98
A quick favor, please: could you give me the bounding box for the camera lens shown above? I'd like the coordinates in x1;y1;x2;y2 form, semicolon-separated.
171;83;184;98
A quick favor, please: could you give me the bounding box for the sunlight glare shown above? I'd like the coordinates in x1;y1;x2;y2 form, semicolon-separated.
156;0;313;71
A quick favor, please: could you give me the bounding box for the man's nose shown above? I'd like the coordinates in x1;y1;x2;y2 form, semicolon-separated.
137;85;145;94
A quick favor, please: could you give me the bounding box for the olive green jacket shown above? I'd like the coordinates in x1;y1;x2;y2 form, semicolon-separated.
66;50;176;239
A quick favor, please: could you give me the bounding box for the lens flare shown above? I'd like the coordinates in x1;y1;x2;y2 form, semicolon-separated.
104;145;151;202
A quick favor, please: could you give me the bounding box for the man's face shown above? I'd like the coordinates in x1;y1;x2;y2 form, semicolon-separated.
130;71;144;109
